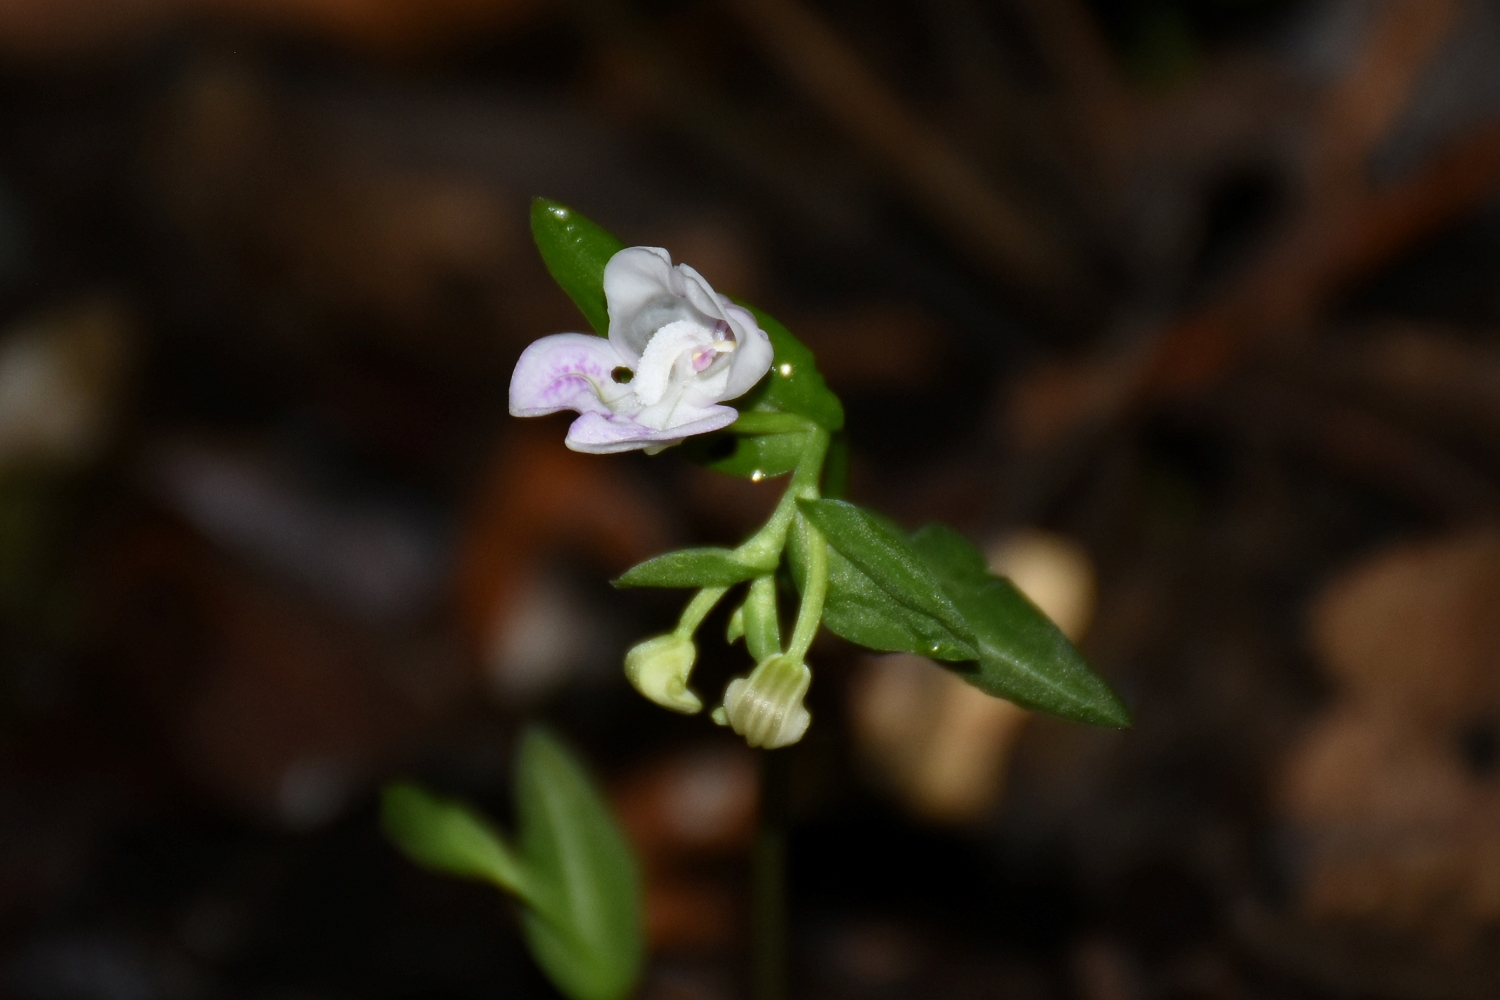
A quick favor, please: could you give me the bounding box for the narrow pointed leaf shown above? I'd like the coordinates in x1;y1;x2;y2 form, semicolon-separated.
786;510;975;660
797;499;975;648
381;783;532;901
530;199;625;336
514;727;644;1000
909;524;1131;728
615;547;770;589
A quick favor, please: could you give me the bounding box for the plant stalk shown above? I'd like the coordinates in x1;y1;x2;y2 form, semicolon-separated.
753;749;790;1000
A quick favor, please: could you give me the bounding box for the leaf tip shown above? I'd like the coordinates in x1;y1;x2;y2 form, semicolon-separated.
1100;696;1134;729
1078;689;1133;728
380;780;425;833
379;781;457;869
517;723;566;768
530;196;568;221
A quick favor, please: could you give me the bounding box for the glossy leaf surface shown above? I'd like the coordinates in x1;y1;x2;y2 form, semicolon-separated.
909;524;1131;728
737;308;844;431
615;547;770;588
681;428;808;480
514;728;644;1000
530;198;624;336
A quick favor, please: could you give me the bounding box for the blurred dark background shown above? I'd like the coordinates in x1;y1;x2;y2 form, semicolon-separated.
4;0;1500;997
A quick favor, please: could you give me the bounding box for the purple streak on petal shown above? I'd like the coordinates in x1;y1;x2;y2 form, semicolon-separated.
509;333;624;418
564;405;739;455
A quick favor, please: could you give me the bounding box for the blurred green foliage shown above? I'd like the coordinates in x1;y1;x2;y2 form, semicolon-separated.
383;728;644;1000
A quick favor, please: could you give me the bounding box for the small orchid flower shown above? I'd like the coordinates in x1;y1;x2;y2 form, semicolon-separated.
509;247;775;454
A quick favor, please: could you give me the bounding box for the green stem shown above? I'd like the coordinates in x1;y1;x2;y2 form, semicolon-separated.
744;574;783;662
785;516;827;663
673;585;729;639
743;430;831;1000
733;428;830;568
753;750;790;1000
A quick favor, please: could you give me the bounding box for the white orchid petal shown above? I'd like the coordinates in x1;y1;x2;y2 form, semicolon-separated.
604;247;680;362
564;406;737;454
671;262;734;324
508;333;629;418
720;303;775;400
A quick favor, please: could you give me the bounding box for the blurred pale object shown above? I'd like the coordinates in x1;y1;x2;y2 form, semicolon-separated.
486;570;607;703
0;0;547;60
145;441;446;624
0;299;128;470
1277;527;1500;948
988;530;1097;642
852;528;1097;822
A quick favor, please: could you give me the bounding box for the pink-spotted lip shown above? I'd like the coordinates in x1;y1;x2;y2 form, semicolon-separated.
508;333;624;419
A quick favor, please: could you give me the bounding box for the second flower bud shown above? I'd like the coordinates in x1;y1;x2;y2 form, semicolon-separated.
716;654;812;749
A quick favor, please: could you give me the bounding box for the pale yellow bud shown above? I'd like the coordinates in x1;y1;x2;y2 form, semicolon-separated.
624;634;702;714
719;655;812;749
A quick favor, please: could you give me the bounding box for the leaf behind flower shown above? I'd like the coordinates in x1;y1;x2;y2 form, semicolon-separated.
530;198;624;337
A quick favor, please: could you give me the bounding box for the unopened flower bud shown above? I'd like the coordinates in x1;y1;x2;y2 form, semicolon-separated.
719;655;812;749
624;634;702;714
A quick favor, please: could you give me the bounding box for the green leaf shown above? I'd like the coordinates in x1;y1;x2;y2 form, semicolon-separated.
786;512;975;660
797;499;976;650
615;547;770;589
680;429;808;480
381;729;644;1000
725;411;815;435
530;199;624;336
735;307;844;432
685;309;844;479
909;524;1131;728
820;548;978;659
381;783;531;899
514;727;644;1000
